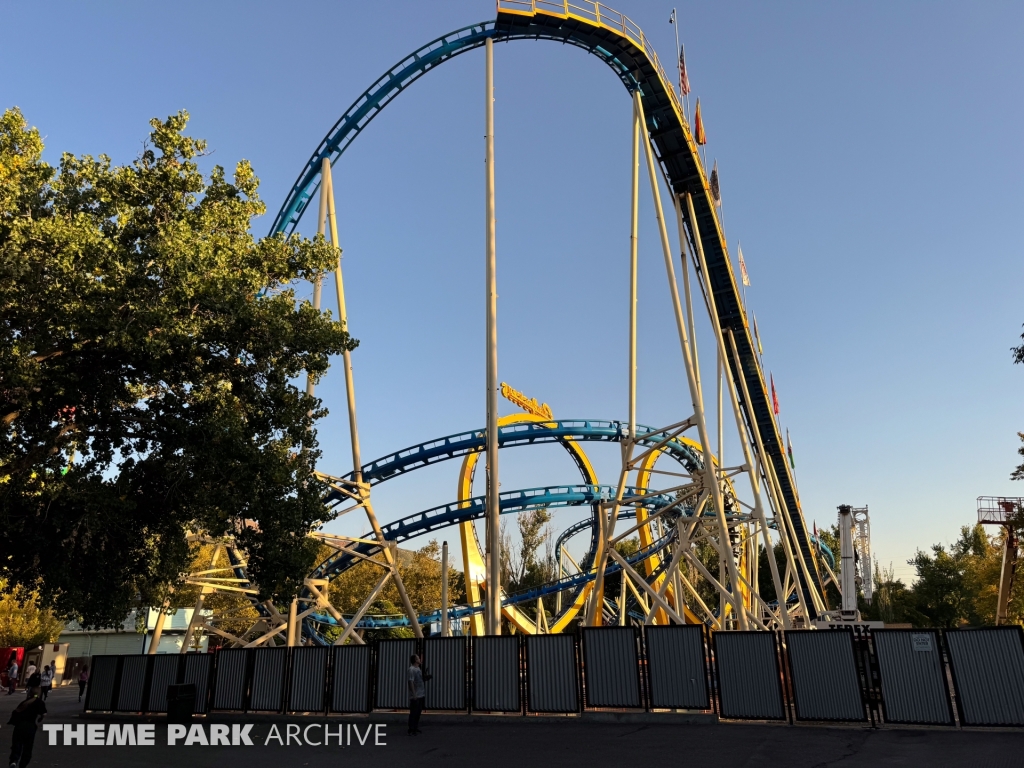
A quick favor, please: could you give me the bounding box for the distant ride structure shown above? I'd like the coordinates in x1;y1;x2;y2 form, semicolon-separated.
167;0;855;653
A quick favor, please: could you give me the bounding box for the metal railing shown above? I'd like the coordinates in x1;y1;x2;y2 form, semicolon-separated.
977;496;1024;525
497;0;684;121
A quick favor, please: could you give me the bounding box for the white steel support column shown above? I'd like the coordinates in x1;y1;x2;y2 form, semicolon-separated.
441;541;450;637
322;160;362;482
321;161;422;639
587;90;641;627
305;164;330;399
180;593;206;653
287;597;298;647
483;36;501;636
723;330;790;629
838;505;859;619
645;128;744;625
672;198;702;403
726;330;811;623
147;597;171;655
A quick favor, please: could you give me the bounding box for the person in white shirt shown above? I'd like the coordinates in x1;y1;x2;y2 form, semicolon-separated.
407;654;425;735
39;665;54;700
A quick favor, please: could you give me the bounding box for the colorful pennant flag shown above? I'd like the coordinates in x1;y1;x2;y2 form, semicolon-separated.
694;99;706;145
770;373;780;415
738;243;750;287
753;314;763;355
678;44;691;97
710;161;721;207
787;429;796;469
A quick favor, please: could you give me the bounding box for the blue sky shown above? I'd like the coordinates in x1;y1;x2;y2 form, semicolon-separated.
4;1;1022;584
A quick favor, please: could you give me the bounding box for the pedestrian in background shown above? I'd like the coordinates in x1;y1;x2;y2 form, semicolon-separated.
4;658;16;696
38;667;52;701
407;653;425;736
7;685;46;768
77;666;88;703
22;669;38;700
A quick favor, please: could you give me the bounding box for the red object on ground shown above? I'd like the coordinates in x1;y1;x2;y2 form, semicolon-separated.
0;646;26;687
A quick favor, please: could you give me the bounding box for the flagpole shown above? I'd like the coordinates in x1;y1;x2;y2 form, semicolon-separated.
670;9;682;106
738;241;747;310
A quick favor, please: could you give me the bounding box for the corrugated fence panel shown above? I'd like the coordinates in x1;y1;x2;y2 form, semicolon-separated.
785;630;865;722
182;654;212;714
249;647;286;712
212;649;249;711
289;646;328;713
375;639;416;710
146;654;180;712
582;628;640;709
873;629;952;725
472;636;520;712
114;655;148;712
526;634;578;713
331;645;371;713
645;625;709;710
714;632;785;720
946;627;1024;726
424;637;466;710
85;655;118;711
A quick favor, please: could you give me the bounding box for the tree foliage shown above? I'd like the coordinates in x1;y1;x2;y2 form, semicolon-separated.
326;540;464;640
861;524;1023;627
0;579;64;647
0;108;353;626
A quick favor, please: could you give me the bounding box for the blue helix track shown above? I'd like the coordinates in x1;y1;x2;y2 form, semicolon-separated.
302;420;703;636
274;3;828;616
300;419;835;636
308;486;678;630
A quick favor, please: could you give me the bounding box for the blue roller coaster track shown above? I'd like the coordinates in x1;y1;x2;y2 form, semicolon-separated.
274;1;826;613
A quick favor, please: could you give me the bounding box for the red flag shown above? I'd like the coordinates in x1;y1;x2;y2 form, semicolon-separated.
770;373;780;415
678;45;691;97
693;99;706;145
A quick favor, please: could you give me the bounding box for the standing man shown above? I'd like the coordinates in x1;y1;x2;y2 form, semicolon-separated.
7;686;46;768
38;667;53;701
22;668;39;700
77;666;88;703
5;657;17;696
406;654;425;736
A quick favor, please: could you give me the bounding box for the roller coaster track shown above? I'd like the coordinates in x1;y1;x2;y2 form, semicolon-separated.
273;0;825;609
309;512;679;630
325;419;701;500
312;483;674;583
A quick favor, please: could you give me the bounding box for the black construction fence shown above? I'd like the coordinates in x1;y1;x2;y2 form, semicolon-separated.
83;624;1024;727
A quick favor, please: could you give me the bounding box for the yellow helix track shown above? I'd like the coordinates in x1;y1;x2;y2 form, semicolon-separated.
459;413;736;633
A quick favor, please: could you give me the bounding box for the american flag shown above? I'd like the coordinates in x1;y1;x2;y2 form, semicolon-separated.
678;45;691;96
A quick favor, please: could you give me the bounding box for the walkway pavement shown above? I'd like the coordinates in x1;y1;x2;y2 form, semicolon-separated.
2;684;1019;768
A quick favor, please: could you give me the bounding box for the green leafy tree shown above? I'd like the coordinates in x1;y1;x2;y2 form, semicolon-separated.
861;561;926;626
0;108;353;626
0;579;64;647
909;525;1006;627
327;540;463;639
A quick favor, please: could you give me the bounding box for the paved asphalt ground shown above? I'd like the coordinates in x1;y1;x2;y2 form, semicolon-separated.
3;684;1022;768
